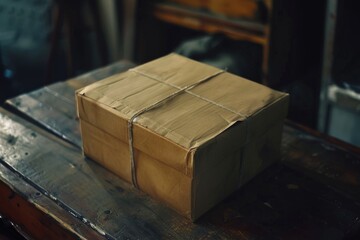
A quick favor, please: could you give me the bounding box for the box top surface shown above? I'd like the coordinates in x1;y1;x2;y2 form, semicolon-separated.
78;54;287;150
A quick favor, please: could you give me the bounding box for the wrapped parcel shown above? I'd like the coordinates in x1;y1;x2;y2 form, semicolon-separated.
76;54;289;220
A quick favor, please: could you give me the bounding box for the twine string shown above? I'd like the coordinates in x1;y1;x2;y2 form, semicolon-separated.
126;69;247;188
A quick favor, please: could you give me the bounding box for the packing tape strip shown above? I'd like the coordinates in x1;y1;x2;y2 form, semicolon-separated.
127;69;248;188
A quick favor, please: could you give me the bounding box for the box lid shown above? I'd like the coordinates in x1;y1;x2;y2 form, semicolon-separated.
77;54;288;176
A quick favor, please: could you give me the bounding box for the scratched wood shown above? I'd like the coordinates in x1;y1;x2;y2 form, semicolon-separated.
5;60;135;148
282;121;360;203
0;163;104;240
0;109;233;239
5;61;360;203
0;107;360;239
4;61;360;238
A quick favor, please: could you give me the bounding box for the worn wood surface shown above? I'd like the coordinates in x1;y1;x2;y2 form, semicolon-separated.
282;121;360;202
0;107;360;239
3;61;360;239
0;163;103;240
6;60;135;148
0;110;110;240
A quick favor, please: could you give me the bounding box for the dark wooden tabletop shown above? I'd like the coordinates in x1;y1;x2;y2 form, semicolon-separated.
1;61;360;239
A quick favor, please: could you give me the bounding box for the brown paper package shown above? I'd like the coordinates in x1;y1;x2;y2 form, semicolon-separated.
76;54;289;220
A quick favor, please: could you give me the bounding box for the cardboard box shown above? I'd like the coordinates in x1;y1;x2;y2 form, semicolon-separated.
76;54;289;220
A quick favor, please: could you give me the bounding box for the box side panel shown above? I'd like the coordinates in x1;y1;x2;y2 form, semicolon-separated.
80;119;192;218
77;93;191;176
192;122;284;219
77;93;128;142
193;148;243;220
80;119;132;183
137;151;192;218
192;97;288;219
235;94;289;185
191;120;247;220
239;121;283;185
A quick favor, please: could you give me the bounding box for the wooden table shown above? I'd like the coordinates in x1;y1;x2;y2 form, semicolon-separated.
1;61;360;239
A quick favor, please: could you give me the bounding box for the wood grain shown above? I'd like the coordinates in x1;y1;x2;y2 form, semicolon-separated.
282;121;360;202
3;61;360;239
0;164;104;240
0;109;233;239
0;110;360;239
6;60;135;148
0;111;108;240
